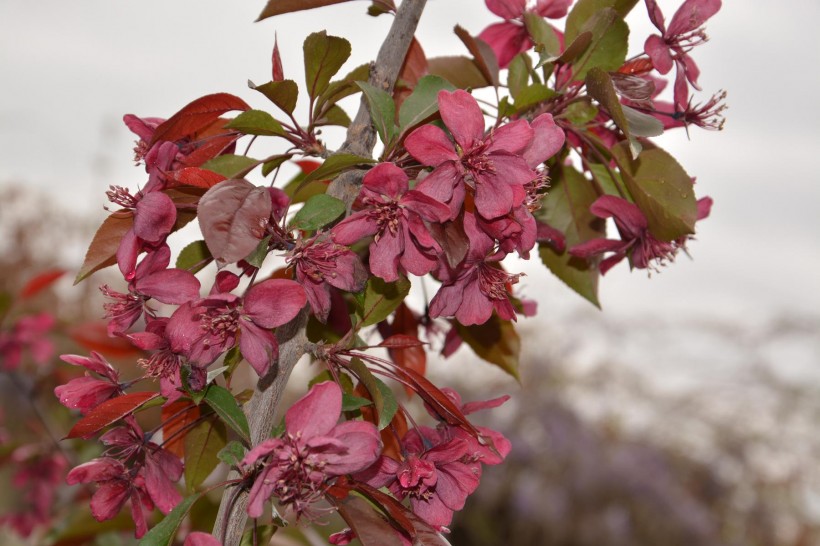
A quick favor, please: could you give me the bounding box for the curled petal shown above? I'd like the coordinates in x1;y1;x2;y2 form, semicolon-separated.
362;163;409;198
239;321;278;377
523;114;565;168
285;381;342;440
134;192;176;243
244;279;306;329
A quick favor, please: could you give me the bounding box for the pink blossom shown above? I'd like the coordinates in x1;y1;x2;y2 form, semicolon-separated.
644;0;722;110
242;382;381;519
0;449;67;537
184;532;222;546
479;0;572;67
286;233;368;322
429;213;522;325
0;312;54;371
55;352;123;414
332;163;450;281
128;318;190;403
569;194;712;273
405;90;538;221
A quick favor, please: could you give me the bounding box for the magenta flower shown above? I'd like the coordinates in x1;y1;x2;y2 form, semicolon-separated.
242;382;381;519
429;213;522;325
569;194;712;274
331;163;450;282
54;352;123;414
358;426;479;531
644;0;722;110
286;233;368;322
184;532;222;546
167;278;306;377
405;90;538;220
0;312;54;371
0;450;67;537
478;0;572;67
127;318;191;403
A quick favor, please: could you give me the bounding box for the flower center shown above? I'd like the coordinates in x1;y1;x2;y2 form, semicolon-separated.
139;350;181;379
106;186;139;209
477;264;521;301
364;198;402;240
288;240;347;282
461;143;495;177
198;305;239;348
101;285;144;319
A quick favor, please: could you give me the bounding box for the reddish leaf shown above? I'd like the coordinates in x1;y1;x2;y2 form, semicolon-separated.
382;335;426;397
378;334;425;349
66;392;160;439
349;483;416;539
162;400;201;458
257;0;353;20
197;179;272;265
295;159;321;175
179;133;241;168
272;36;284;81
454;25;500;87
69;321;142;357
334;494;405;546
74;213;133;284
150;93;250;146
168;168;227;189
21;269;66;299
394;38;428;111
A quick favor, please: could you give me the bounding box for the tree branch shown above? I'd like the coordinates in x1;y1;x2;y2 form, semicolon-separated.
212;1;427;543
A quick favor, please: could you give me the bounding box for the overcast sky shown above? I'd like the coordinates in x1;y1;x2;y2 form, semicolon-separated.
1;0;818;326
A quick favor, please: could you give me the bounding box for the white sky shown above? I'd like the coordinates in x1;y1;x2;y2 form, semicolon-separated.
1;0;818;326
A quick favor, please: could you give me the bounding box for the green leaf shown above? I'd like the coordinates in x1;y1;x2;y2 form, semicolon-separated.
585;67;640;158
563;99;598;125
456;314;521;380
201;154;259;179
398;75;456;133
523;12;561;56
359;276;411;328
566;0;622;42
240;525;277;546
507;53;531;100
217;440;247;467
427;56;491;90
225;109;285;136
184;419;227;492
588;163;627;198
223;345;244;380
303;31;351;101
342;394;374;412
244;235;271;269
569;7;629;80
357;81;397;146
300;153;376;186
314;103;352;127
250;79;299;115
176;240;211;273
203;385;250;443
316;63;371;111
288;194;346;231
611;142;698;241
0;291;11;323
138;494;202;546
347;358;398;430
513;83;556;113
538;164;604;306
261;154;291;177
621;104;664;137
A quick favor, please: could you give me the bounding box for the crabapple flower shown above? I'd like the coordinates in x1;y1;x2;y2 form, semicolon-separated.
569;194;712;273
405;90;538;220
55;352;123;414
0;449;67;537
331;163;450;282
286;233;367;322
0;312;54;371
184;532;222;546
430;213;522;325
167;278;306;377
479;0;572;67
128;318;191;403
644;0;722;110
241;382;381;519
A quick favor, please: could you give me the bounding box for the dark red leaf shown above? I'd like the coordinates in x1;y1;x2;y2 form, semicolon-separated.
454;25;500;87
378;334;425;349
349;482;416;539
66;392;160;439
179;133;241;168
257;0;353;20
21;269;66;299
161;400;201;458
150;93;250;146
334;494;406;546
74;213;133;284
168;168;227;189
272;36;284;81
295;159;321;175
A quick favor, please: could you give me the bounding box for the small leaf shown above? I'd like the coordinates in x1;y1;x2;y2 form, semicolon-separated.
288;194;346;231
250;79;299;115
150;93;250;146
513;83;556;113
569;7;629;80
240;525;277;546
21;269;65;299
303;31;352;101
398;75;456;133
198;179;272;266
563;99;598;125
176;240;212;273
225;110;285;136
184;418;227;492
138;494;202;546
359;276;411;328
456;315;521;380
346;358;398;430
523;12;561;56
586;67;640;158
454;25;499;87
217;440;246;467
316;64;371;111
342;394;374;411
299;153;376;186
257;0;352;19
162;400;200;458
66;392;160;439
537;164;604;306
357;81;397;146
272;36;284;81
427;56;490;90
587;163;627;198
566;0;623;42
203;384;251;443
621;104;664;137
314;103;352;127
244;235;272;268
201;155;260;179
169;167;227;189
74;213;133;284
507;53;531;100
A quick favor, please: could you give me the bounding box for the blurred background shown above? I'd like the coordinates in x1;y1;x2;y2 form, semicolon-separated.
1;0;819;544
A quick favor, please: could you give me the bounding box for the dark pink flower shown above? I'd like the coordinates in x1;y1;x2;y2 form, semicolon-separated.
569;194;712;273
406;90;538;220
167;278;306;377
429;213;522;325
184;532;222;546
286;233;368;322
479;0;572;67
358;426;479;531
55;352;123;414
242;382;382;519
0;449;67;537
644;0;722;110
128;318;190;403
332;163;450;282
0;312;54;371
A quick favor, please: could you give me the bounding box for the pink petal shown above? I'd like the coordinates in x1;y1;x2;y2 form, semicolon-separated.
401;190;451;223
141;453;182;514
324;421;382;475
239;321;278;376
696;196;713;220
438;90;485;150
116;227;141;280
134;245;171;279
455;277;494;326
644;0;666;33
486;118;533;155
429;281;464;319
66;458;126;485
667;0;721;36
400;226;438;277
535;0;571;19
285;381;342;439
246;465;280;518
134;192;176;243
369;228;403;282
244;279;306;329
414;163;462;220
123;114;162;142
331;212;379;245
89;481;130;522
405;125;458;166
486;0;525;19
674;60;690;111
523;114;565;167
645;34;674;75
474;172;515;219
569;238;629;259
478;22;531;69
363;163;409;198
589;195;648;234
54;377;118;414
184;532;222;546
136;269;201;304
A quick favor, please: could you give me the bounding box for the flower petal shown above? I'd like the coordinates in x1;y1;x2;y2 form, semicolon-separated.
134;192;176;244
363;162;409;198
487;118;533;155
438;90;485;150
523;114;565;168
405;125;458;166
285;381;342;439
244;279;306;329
